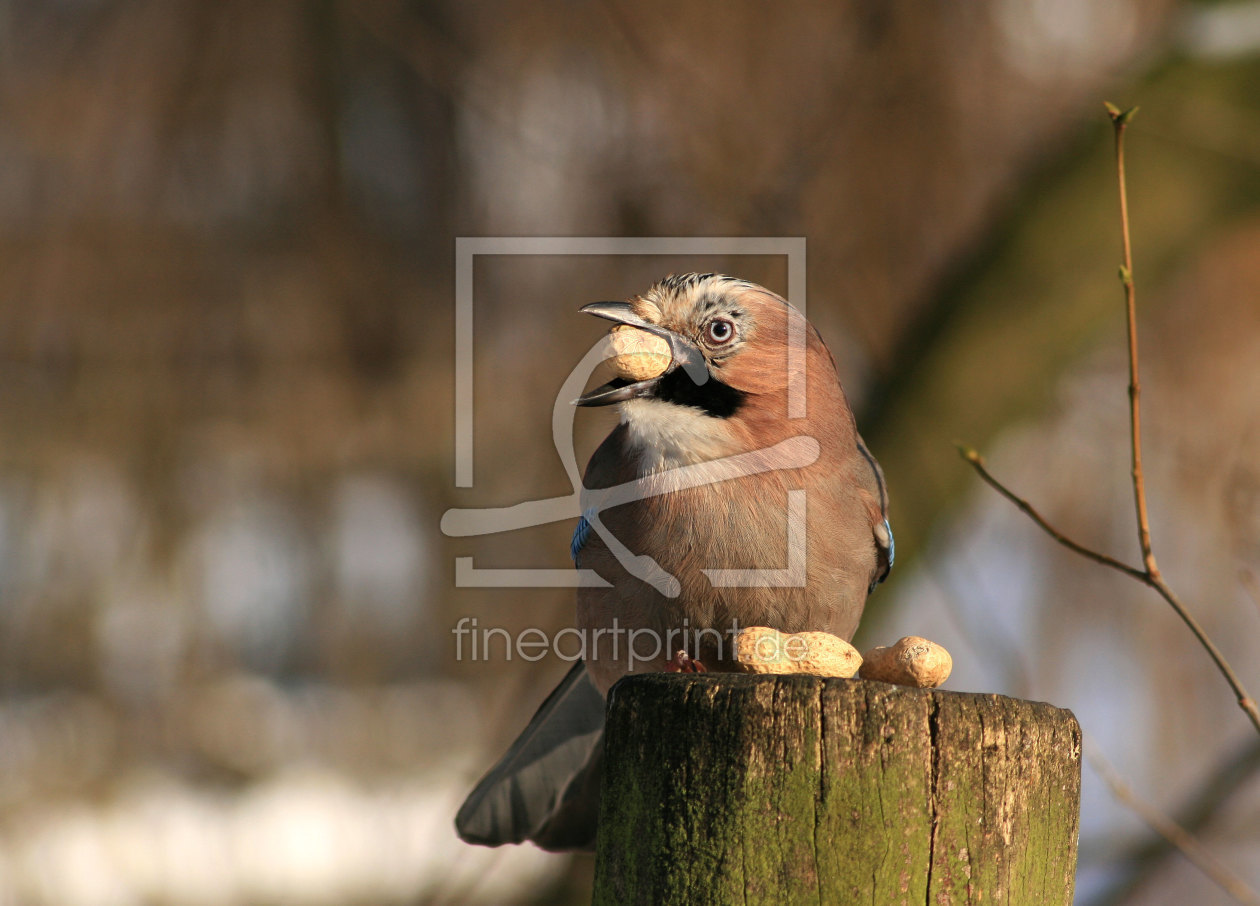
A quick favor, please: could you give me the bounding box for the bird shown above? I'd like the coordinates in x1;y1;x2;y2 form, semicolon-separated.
455;273;892;851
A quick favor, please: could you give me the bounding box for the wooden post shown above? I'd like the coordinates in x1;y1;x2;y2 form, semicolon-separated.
593;673;1081;905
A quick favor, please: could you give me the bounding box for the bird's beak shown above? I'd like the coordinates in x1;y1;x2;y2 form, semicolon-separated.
575;302;709;407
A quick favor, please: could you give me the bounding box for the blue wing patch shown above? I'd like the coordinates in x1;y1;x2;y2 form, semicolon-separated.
870;517;894;594
570;511;594;566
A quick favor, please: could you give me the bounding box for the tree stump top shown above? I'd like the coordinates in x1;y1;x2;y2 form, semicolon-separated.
594;673;1082;906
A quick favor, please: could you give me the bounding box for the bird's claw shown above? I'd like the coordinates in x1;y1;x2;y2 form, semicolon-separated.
665;650;707;673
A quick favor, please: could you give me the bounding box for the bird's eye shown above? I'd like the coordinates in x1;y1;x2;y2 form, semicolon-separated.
705;318;735;346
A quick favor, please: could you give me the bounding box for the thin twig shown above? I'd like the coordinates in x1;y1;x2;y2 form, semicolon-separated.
1104;101;1258;732
957;446;1145;582
1144;573;1260;732
1085;742;1260;906
1106;103;1159;580
958;104;1260;737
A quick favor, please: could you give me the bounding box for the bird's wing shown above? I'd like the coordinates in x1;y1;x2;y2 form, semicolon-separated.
855;435;894;591
454;662;606;851
570;510;594;566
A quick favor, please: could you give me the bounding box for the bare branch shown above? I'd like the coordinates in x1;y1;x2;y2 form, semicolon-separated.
1107;102;1159;580
959;107;1260;737
1144;576;1260;732
960;446;1260;734
1085;737;1260;906
1085;741;1260;906
957;446;1145;581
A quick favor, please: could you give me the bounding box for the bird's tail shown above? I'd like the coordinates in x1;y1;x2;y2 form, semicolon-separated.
455;662;606;852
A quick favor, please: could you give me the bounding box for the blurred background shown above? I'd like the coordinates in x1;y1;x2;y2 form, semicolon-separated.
2;0;1259;903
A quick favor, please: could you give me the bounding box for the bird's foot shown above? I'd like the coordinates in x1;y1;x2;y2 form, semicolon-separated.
665;650;707;673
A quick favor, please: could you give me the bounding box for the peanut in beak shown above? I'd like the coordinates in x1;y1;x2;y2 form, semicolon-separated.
608;324;672;381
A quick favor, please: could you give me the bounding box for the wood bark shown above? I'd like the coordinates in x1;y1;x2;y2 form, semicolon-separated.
593;673;1081;905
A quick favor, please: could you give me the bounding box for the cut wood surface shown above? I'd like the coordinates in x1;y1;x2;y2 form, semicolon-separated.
593;673;1081;906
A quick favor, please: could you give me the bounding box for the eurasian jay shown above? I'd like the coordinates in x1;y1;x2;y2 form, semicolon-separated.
456;273;892;851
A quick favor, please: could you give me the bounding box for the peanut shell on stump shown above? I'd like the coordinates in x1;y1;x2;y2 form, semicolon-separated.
732;626;862;678
859;636;952;688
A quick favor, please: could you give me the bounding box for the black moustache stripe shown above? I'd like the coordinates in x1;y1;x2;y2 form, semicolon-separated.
654;368;745;418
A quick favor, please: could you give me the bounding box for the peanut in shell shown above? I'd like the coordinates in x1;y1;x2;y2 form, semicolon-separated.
608;324;671;381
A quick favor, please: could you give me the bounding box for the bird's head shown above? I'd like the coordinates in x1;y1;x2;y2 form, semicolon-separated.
577;274;848;466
